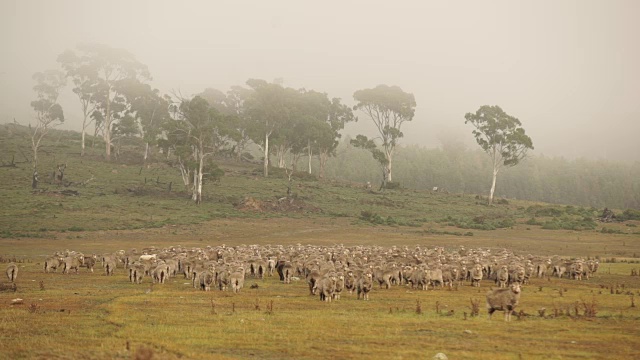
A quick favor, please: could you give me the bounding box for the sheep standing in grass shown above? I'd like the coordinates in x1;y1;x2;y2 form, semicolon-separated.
230;267;245;293
6;263;18;282
357;272;373;300
486;283;521;321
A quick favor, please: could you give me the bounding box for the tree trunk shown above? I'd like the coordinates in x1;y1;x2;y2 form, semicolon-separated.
319;151;328;179
386;152;393;183
276;144;287;168
307;139;312;174
81;129;86;157
195;152;204;204
488;168;498;205
488;147;500;205
104;92;112;161
144;142;150;162
263;132;270;177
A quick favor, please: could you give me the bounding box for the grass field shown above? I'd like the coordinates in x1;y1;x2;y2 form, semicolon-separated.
1;124;640;359
2;219;640;360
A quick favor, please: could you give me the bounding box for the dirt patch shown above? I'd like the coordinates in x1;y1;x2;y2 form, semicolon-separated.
235;196;322;213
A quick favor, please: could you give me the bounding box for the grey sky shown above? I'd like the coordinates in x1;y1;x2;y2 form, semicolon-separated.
1;0;638;161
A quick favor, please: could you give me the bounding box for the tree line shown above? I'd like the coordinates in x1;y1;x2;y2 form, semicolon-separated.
29;43;545;207
320;139;640;210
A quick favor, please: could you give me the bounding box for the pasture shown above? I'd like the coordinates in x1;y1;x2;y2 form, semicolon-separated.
1;124;640;359
1;219;640;360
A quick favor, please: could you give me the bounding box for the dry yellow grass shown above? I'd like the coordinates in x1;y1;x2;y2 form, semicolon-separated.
1;218;640;359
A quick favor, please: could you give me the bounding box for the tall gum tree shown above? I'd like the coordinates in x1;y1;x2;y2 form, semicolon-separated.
245;79;292;177
58;50;98;156
59;43;150;161
30;70;66;178
464;105;534;205
162;96;227;204
353;85;416;184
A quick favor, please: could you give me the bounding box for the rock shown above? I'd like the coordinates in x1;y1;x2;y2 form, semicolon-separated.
433;353;448;360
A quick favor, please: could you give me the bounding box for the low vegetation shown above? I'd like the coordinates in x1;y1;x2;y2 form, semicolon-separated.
1;124;640;359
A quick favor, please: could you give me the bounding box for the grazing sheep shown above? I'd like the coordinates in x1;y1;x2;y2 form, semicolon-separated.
307;269;322;295
281;261;294;284
230;268;245;293
470;264;483;287
84;256;97;273
495;265;509;288
486;283;521;321
62;255;85;274
357;273;373;300
409;268;430;290
509;266;526;285
569;261;584;281
267;258;276;276
344;270;356;294
129;263;146;284
317;273;337;302
333;273;345;300
6;263;18;283
152;265;167;284
105;260;116;276
44;257;63;273
200;270;215;291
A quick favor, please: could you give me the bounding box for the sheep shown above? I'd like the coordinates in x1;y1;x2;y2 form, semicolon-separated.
357;272;373;300
333;273;345;300
509;266;526;285
409;268;430;290
281;261;294;284
569;261;584;280
199;270;215;291
486;283;521;321
343;270;356;294
62;255;85;274
105;260;116;276
151;265;167;284
84;256;97;273
495;265;509;288
44;257;63;273
230;267;245;293
139;254;157;261
6;263;18;283
317;273;337;302
306;269;322;295
129;263;146;284
267;258;276;276
470;264;483;287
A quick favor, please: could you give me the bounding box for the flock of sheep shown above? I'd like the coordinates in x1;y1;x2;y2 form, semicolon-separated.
9;244;599;321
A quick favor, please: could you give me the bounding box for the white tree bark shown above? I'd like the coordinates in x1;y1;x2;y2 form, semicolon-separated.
263;132;270;177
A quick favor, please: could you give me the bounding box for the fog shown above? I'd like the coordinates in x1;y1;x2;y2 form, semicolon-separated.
1;0;639;161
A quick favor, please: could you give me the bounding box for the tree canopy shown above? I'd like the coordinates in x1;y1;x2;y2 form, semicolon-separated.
464;105;534;204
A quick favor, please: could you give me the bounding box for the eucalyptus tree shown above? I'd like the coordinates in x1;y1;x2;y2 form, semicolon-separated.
30;70;66;177
197;86;253;162
225;86;253;162
353;85;416;184
161;96;227;204
244;79;294;177
317;97;356;178
120;79;170;161
58;50;98;156
291;90;355;177
350;134;389;188
464;105;534;205
58;43;150;161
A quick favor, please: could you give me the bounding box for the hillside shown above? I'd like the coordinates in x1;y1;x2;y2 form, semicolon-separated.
1;123;638;245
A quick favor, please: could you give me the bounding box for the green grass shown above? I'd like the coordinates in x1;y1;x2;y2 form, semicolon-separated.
2;253;640;359
2;124;640;359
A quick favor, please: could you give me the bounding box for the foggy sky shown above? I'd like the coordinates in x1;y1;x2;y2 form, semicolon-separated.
1;0;639;161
